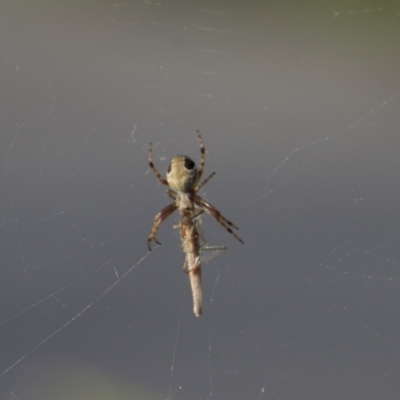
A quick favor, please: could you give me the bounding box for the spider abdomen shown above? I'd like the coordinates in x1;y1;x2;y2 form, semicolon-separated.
167;155;198;192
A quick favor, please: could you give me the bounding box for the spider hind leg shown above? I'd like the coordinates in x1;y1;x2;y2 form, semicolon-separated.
148;143;169;186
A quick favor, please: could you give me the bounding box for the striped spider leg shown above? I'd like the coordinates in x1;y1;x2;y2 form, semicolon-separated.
194;196;244;244
147;201;177;250
147;131;243;316
147;141;177;250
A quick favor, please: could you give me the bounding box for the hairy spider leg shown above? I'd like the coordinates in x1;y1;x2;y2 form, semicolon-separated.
195;171;216;192
148;142;169;186
195;130;206;185
195;196;244;244
147;202;178;250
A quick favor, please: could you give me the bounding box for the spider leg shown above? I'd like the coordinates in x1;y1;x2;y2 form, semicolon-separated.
167;189;177;200
195;171;216;192
195;196;240;229
194;196;244;244
148;143;169;186
196;130;206;184
147;202;178;250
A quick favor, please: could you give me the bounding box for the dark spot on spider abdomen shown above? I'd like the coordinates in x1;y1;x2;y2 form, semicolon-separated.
184;157;195;170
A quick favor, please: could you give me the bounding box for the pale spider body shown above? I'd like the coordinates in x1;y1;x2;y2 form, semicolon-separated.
147;131;243;316
167;155;198;193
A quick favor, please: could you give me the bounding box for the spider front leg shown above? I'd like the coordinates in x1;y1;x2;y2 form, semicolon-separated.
147;202;177;250
195;196;244;244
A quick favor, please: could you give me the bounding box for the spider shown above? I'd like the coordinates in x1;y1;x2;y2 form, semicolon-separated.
147;130;244;251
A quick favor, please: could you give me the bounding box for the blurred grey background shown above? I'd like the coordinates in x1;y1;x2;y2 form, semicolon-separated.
0;1;400;399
